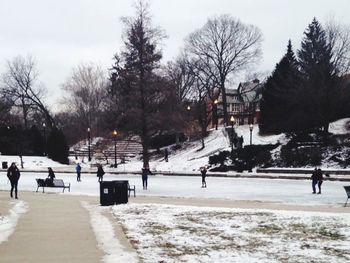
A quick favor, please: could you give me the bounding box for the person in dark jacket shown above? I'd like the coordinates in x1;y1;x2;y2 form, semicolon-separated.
311;168;318;194
97;164;105;182
45;167;56;186
142;166;153;190
316;168;324;194
76;163;82;182
7;162;20;199
200;166;207;188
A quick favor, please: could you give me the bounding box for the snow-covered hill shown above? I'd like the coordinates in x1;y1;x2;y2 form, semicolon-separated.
1;118;349;172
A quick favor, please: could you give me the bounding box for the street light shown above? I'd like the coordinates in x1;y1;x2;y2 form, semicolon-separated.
230;116;235;156
87;127;91;162
42;123;46;156
187;105;191;140
249;124;254;145
213;99;218;130
113;130;117;168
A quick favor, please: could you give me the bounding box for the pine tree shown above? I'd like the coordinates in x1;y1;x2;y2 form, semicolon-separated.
109;1;172;168
297;18;336;133
47;128;69;164
260;40;300;133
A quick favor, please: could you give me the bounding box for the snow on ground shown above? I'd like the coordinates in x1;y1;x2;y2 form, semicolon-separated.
329;118;350;134
81;201;138;263
234;124;288;146
0;155;67;170
110;203;350;263
0;200;28;244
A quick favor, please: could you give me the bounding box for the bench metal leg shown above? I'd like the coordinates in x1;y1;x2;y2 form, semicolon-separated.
345;197;349;207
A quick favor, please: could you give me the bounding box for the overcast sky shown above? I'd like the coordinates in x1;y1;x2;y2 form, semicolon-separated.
0;0;349;110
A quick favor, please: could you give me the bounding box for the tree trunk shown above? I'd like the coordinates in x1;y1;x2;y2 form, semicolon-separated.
220;82;228;126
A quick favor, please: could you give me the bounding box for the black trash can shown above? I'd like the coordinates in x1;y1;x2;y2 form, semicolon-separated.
2;162;8;169
114;180;128;204
100;181;116;206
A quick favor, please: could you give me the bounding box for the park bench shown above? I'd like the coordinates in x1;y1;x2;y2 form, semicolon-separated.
128;182;136;197
344;186;350;207
36;178;71;193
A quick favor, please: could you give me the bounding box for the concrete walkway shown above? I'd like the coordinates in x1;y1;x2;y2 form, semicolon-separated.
0;192;103;263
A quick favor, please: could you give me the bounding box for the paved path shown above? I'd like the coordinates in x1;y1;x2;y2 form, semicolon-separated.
0;192;103;263
1;190;350;263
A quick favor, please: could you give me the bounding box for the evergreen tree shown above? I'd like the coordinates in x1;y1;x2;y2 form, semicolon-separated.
108;1;176;168
297;18;337;133
260;40;300;133
47;128;69;164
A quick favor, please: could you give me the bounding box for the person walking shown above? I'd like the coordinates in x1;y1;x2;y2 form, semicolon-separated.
200;166;207;188
7;162;20;199
76;163;82;182
316;168;324;194
311;168;318;194
97;164;105;182
141;166;153;190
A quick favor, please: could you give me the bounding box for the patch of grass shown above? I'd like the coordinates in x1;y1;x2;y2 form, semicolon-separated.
316;227;346;241
143;222;172;236
323;246;350;260
255;223;283;234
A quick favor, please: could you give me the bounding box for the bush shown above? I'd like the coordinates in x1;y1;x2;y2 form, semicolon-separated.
209;144;277;172
280;145;322;167
209;151;230;167
150;133;186;149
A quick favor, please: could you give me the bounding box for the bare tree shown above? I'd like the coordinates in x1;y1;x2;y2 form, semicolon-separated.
326;18;350;76
164;54;196;101
61;63;107;136
1;55;54;129
185;14;263;125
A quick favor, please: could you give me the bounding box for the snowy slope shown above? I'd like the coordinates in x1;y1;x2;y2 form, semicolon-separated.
1;118;349;172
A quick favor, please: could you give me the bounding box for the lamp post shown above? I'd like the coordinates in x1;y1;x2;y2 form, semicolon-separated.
42;123;46;156
113;130;117;168
249;124;253;145
230;116;235;156
87;127;91;162
187;105;191;140
213;99;218;130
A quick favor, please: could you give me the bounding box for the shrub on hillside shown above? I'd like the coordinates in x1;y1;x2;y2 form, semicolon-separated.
150;133;186;149
280;145;322;167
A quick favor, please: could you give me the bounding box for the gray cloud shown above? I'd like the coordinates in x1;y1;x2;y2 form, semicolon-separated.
0;0;349;110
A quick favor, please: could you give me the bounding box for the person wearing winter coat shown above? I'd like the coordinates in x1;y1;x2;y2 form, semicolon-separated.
311;168;318;194
141;166;153;190
316;168;324;194
97;164;105;182
76;163;82;182
7;162;20;199
45;167;56;186
200;166;207;188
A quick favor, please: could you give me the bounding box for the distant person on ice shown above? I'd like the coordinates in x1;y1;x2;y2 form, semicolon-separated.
142;166;153;190
97;164;105;182
76;163;82;182
7;162;20;199
200;166;207;188
316;168;324;194
311;168;318;194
